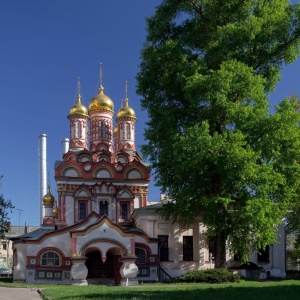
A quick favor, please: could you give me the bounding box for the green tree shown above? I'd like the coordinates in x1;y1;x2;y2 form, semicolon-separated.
137;0;300;267
0;176;13;239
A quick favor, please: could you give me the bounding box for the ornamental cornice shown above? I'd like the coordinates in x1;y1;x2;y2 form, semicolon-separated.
116;116;137;122
68;114;90;120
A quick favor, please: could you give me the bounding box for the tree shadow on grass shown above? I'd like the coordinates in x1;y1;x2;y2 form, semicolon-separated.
43;284;300;300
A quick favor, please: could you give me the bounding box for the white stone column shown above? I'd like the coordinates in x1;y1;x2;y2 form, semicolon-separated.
120;255;138;286
70;256;88;286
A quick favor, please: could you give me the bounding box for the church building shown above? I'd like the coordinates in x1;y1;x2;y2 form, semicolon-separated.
10;73;286;285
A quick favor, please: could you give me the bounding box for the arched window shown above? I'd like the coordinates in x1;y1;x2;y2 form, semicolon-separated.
120;123;124;139
76;122;81;138
99;201;108;216
41;251;60;266
79;202;87;220
121;202;129;220
126;124;131;139
126;169;142;179
95;168;112;178
78;154;92;162
116;155;128;164
135;248;146;264
63;168;79;177
100;121;105;138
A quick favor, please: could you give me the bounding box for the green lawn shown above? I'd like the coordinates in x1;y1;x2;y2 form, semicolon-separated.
38;280;300;300
1;279;300;300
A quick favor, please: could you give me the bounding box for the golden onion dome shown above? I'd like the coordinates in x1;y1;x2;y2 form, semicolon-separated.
53;203;58;218
43;186;55;206
117;98;137;120
114;125;119;137
89;85;114;112
68;94;89;118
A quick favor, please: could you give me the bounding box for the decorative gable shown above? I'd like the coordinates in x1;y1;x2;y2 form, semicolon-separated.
117;189;133;199
77;190;89;197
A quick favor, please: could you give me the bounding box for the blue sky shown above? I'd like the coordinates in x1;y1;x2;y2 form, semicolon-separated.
0;0;299;227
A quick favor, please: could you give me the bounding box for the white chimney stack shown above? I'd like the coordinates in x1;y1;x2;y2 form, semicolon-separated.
39;134;47;224
61;138;69;158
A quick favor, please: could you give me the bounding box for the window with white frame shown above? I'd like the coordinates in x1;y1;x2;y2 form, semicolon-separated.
41;251;60;267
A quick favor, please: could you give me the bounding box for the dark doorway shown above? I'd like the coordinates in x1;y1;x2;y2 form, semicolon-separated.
85;250;116;279
86;250;102;278
102;251;114;278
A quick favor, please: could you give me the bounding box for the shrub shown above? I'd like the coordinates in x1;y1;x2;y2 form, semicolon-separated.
174;268;240;284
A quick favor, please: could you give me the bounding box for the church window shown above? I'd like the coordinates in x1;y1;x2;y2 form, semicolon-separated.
79;202;87;220
76;122;81;138
120;123;124;139
126;169;142;179
95;168;111;178
257;246;270;263
100;121;105;138
116;155;128;164
41;251;60;267
135;247;146;264
78;154;92;163
183;236;193;261
126;124;131;139
158;235;169;262
99;201;108;216
63;168;79;177
121;202;129;220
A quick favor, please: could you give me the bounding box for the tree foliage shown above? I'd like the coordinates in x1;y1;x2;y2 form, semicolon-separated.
137;0;300;267
0;176;13;239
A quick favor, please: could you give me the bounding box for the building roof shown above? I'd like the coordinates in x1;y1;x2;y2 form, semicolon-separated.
134;201;164;212
4;226;41;239
9;228;53;241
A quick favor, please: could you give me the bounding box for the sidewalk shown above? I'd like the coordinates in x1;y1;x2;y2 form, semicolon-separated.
0;286;42;300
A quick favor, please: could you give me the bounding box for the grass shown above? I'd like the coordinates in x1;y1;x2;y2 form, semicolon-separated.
1;278;300;300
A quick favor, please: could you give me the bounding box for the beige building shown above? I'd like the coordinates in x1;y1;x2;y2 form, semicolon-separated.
1;226;40;270
133;200;286;280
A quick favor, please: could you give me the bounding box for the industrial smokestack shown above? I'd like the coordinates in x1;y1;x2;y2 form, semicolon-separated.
61;138;69;158
39;134;47;224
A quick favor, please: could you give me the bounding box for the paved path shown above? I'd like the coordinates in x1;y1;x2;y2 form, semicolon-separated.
0;287;42;300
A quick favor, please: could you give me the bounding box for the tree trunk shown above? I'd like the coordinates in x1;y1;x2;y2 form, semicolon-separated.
214;232;227;268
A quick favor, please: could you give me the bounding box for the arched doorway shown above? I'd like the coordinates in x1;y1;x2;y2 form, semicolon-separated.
85;249;121;280
85;250;102;279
